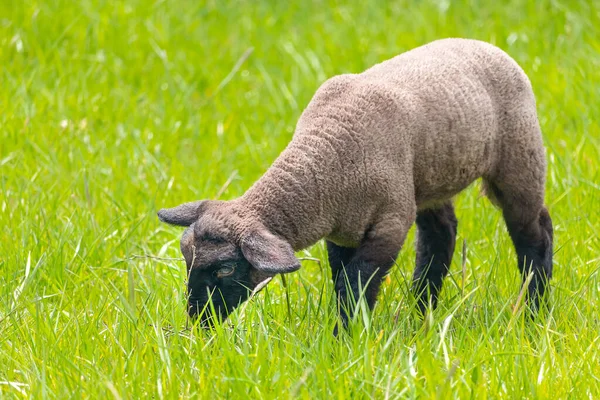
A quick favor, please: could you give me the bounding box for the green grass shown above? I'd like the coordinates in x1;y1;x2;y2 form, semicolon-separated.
1;0;599;398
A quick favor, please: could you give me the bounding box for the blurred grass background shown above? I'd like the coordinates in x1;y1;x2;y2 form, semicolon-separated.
1;0;599;398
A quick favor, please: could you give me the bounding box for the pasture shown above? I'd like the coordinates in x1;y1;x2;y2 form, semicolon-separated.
1;0;599;398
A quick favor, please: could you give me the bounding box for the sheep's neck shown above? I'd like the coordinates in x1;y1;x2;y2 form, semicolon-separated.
240;132;342;251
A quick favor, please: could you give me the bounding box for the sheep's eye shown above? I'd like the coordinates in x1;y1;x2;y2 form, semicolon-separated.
215;266;235;278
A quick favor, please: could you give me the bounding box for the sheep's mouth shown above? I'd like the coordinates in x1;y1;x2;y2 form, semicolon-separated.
187;299;228;328
187;298;207;316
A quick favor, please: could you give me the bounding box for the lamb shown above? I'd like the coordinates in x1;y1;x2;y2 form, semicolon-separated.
157;38;553;331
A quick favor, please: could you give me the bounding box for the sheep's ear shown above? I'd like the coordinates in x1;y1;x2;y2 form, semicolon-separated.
241;228;300;274
157;200;206;227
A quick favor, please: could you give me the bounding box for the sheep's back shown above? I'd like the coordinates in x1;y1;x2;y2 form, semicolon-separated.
300;38;537;210
363;38;538;207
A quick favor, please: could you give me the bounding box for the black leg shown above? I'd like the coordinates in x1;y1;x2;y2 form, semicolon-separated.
411;202;458;315
332;217;412;334
484;177;553;314
326;240;356;284
504;206;553;312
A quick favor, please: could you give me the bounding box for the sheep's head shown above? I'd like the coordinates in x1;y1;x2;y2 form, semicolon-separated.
157;200;300;326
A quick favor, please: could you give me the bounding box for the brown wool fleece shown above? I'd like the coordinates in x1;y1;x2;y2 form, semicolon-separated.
225;38;546;252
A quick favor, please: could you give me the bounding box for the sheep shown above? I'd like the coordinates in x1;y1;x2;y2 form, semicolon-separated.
157;38;553;331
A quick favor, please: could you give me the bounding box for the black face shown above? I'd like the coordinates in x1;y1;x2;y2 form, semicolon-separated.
158;199;302;326
187;257;253;326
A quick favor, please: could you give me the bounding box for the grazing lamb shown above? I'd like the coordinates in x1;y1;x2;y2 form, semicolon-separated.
158;38;553;331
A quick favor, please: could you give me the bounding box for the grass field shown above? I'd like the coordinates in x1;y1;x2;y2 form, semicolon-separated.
1;0;599;398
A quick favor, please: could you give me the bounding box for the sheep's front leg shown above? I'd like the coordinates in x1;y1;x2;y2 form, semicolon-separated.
333;217;412;334
326;240;356;286
412;202;458;315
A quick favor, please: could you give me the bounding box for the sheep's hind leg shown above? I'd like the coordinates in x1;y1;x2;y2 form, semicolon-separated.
411;202;458;315
484;103;553;314
485;180;553;314
333;215;413;335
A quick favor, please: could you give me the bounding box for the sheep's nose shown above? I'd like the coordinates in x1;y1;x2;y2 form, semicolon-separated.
187;298;202;318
